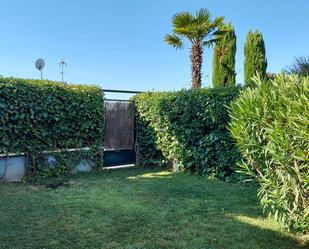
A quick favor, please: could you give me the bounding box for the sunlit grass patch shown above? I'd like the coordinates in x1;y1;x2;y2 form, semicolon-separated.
127;171;174;180
231;214;309;246
231;214;288;232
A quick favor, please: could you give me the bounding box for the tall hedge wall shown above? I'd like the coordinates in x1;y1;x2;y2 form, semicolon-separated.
133;86;242;180
0;77;105;177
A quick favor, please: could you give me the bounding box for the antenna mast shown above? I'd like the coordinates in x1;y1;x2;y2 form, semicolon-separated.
59;59;67;83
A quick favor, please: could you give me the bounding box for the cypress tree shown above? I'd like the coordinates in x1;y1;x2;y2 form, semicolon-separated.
244;30;267;84
212;23;237;87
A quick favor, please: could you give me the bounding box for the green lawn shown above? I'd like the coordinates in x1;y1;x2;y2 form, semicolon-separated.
0;167;308;249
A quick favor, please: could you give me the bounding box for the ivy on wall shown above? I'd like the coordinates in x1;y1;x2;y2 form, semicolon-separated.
0;77;105;177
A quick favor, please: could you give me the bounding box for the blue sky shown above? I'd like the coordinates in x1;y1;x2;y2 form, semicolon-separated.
0;0;308;98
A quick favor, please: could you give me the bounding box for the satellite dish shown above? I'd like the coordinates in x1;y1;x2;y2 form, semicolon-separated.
35;58;45;79
35;58;45;70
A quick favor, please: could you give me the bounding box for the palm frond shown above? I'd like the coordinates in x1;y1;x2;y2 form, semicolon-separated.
164;34;183;49
172;12;194;29
203;38;222;48
213;29;228;37
166;9;225;47
195;8;211;24
209;28;229;45
210;16;225;29
174;26;196;42
197;14;224;40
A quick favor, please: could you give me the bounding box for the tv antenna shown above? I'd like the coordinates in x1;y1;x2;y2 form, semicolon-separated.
35;58;45;80
59;59;67;83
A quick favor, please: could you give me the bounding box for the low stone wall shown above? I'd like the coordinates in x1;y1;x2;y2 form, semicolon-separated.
0;153;94;182
0;155;26;182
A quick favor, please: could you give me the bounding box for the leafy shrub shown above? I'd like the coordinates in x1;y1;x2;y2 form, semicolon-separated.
0;77;105;177
228;74;309;233
133;86;242;180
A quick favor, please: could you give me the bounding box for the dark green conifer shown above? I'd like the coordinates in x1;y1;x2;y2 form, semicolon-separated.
212;23;237;87
244;30;267;84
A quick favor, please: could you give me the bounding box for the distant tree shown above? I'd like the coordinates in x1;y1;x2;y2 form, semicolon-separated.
165;8;225;88
284;56;309;76
244;30;267;84
212;23;236;87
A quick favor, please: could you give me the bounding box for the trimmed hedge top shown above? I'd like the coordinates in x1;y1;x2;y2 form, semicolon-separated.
133;86;242;180
0;77;105;155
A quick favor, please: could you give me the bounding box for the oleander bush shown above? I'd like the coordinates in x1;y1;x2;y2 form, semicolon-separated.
133;86;242;180
0;77;105;177
228;74;309;233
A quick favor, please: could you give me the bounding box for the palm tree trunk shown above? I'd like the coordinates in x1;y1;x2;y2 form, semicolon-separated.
191;41;203;88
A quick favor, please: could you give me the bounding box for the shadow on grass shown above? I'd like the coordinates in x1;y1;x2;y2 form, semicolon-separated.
0;167;308;249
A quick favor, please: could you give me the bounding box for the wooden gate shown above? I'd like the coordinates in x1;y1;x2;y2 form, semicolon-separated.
104;101;136;166
103;89;144;166
104;99;136;166
105;101;135;150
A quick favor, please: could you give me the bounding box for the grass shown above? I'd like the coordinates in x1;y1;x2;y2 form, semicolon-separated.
0;167;308;249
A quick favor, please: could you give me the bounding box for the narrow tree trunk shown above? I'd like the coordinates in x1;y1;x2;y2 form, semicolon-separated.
191;41;203;88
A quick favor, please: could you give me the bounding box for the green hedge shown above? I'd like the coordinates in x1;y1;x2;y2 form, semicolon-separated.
0;77;105;177
133;86;242;180
228;74;309;233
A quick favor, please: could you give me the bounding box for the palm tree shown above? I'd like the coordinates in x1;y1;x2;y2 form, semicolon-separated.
165;9;225;88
